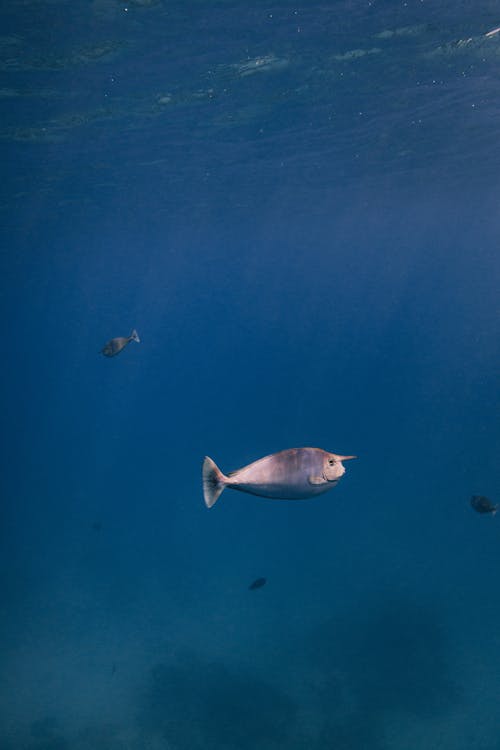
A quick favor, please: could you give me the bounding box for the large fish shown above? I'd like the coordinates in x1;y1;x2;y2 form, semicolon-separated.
202;447;356;508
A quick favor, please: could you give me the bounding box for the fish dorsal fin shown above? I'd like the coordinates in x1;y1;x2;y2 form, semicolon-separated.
308;475;326;485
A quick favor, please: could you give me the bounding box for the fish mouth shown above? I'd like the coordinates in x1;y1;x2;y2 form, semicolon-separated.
323;475;339;484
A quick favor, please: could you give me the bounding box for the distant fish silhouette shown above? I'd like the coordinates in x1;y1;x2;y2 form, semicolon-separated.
91;521;102;532
202;447;356;507
101;329;140;357
470;495;497;515
249;577;266;590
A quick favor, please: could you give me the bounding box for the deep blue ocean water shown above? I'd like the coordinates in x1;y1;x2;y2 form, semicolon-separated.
1;1;499;748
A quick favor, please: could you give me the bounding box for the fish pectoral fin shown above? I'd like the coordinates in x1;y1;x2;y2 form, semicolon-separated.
308;475;326;485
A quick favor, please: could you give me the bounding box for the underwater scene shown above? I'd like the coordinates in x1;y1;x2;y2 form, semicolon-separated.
1;0;499;748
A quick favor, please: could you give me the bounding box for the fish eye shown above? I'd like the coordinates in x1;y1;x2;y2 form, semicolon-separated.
328;459;336;465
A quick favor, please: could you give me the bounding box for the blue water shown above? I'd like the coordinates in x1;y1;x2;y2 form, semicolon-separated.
1;2;499;748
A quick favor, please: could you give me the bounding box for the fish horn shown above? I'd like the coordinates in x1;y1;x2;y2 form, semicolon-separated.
333;454;357;461
202;456;228;508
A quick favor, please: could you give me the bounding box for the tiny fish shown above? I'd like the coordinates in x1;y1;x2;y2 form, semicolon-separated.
249;577;266;590
101;329;140;357
202;447;356;508
485;26;500;37
470;495;498;515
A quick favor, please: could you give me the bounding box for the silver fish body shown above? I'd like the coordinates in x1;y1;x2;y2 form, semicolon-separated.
202;447;356;508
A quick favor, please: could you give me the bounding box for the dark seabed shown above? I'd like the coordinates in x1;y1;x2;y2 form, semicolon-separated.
0;1;499;748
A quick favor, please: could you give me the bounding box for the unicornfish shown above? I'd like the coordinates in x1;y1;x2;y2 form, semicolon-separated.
470;495;497;515
202;447;356;508
101;329;140;357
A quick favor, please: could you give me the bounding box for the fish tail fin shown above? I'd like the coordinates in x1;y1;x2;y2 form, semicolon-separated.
203;456;228;508
130;329;140;343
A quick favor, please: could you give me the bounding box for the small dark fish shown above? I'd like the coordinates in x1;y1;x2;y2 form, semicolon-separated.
91;521;102;532
249;577;267;590
111;662;117;676
470;495;498;515
101;329;140;357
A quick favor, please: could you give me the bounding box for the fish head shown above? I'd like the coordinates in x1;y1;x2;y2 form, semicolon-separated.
322;453;357;482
